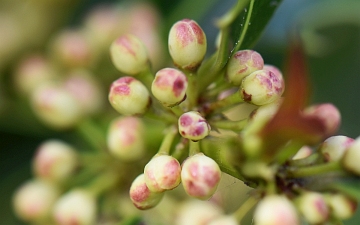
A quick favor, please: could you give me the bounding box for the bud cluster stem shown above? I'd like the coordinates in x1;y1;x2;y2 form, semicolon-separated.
76;119;107;152
288;161;342;178
158;126;178;155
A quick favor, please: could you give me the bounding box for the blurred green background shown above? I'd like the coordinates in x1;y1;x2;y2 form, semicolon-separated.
1;0;360;224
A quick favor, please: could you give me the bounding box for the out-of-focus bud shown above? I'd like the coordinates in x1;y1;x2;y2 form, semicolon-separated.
342;137;360;175
129;174;164;210
83;5;125;51
181;153;221;200
253;195;299;225
64;69;104;115
53;189;96;225
240;69;285;106
326;193;357;220
144;154;181;192
31;82;83;130
292;145;313;160
226;50;264;85
319;135;354;162
13;54;58;95
33;140;77;183
175;200;223;225
108;77;151;115
296;192;329;224
51;29;94;68
168;19;207;71
110;34;149;75
151;68;188;107
107;116;145;161
13;179;59;222
302;103;341;138
178;111;210;141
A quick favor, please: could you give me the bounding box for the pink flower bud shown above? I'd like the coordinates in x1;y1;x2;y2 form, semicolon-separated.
240;69;285;106
319;135;354;162
296;192;329;224
263;64;282;78
181;153;221;200
342;137;360;175
31;82;83;129
108;76;151;115
14;54;58;95
253;195;299;225
107;116;145;161
64;69;104;115
303;103;341;137
178;111;211;141
168;19;207;71
175;200;223;225
33;139;77;183
207;215;238;225
53;189;96;225
51;29;94;68
144;154;181;192
110;34;149;75
129;174;164;210
13;179;59;222
326;193;357;220
226;50;264;85
151;68;188;107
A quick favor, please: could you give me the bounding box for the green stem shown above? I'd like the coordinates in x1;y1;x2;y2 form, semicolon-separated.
169;105;184;117
234;0;255;52
184;71;198;110
171;139;189;160
145;107;177;124
189;140;201;156
232;196;258;222
216;0;251;28
287;161;342;178
138;67;154;90
86;171;119;196
287;152;322;167
273;141;304;165
158;126;178;155
206;91;244;114
76;119;107;152
210;118;247;132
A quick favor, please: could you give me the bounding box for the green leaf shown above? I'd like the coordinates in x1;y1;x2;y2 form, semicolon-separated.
231;0;283;52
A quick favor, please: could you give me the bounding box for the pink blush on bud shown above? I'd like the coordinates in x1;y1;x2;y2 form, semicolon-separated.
131;183;150;202
180;115;192;127
116;37;136;56
113;85;130;96
173;77;185;97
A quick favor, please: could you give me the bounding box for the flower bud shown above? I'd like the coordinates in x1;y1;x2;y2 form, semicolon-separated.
110;34;149;75
33;140;77;183
178;111;211;141
240;69;285;106
151;68;188;107
51;29;94;68
64;69;104;115
253;195;299;225
302;103;341;137
129;174;164;210
226;50;264;85
31;82;83;129
13;179;59;222
108;76;151;115
296;192;329;224
207;215;238;225
53;189;96;225
107;116;145;161
326;193;357;220
319;135;354;162
292;145;313;160
14;54;58;95
168;19;207;71
342;137;360;175
181;153;221;200
263;64;282;78
175;200;223;225
144;154;181;192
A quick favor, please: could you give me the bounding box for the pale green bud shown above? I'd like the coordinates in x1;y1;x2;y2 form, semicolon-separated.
168;19;207;71
226;50;264;85
108;76;151;116
110;34;149;75
342;137;360;175
319;135;354;162
296;192;329;224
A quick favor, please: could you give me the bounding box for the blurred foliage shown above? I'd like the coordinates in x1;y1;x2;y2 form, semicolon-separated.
1;0;360;224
